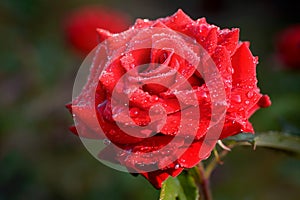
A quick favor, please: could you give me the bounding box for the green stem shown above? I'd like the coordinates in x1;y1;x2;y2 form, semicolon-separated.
205;148;229;178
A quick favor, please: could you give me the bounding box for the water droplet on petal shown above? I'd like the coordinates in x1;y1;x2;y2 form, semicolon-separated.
231;67;235;74
245;100;250;105
174;164;180;169
246;91;254;98
153;96;159;101
97;100;107;110
231;94;241;103
103;139;111;145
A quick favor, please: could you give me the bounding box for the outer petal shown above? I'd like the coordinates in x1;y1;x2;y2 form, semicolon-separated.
217;28;239;55
231;42;257;84
177;140;211;168
141;171;170;189
161;9;195;32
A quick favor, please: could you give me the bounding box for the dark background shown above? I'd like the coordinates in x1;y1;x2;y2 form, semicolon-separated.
1;0;300;199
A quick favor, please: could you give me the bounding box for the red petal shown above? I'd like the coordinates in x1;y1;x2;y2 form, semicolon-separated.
167;167;183;177
211;45;232;97
96;28;113;43
141;171;170;189
65;102;72;114
72;105;103;136
96;102;143;144
128;89;180;114
231;42;257;84
120;49;151;71
220;116;254;139
69;125;78;135
178;140;211;168
202;27;218;54
99;59;126;93
161;112;181;135
162;9;194;31
133;18;153;29
218;28;239;55
257;95;271;108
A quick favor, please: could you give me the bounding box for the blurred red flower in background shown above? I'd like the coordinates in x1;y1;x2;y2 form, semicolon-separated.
63;6;131;54
276;25;300;69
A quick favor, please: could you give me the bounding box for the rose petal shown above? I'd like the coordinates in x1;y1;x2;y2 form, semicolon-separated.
162;9;194;31
231;42;257;84
141;171;170;189
218;28;239;55
178;140;211;168
99;59;126;93
96;102;143;144
96;28;113;43
202;27;218;54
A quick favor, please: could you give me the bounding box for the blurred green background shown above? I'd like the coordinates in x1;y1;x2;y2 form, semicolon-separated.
0;0;300;199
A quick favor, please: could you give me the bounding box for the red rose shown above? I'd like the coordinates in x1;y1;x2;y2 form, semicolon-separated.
276;25;300;69
63;6;131;54
67;9;271;188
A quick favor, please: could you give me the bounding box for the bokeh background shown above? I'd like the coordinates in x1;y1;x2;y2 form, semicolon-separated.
1;0;300;199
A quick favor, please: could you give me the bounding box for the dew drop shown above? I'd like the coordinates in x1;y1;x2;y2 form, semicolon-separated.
137;162;145;167
174;164;180;169
231;67;235;74
103;139;111;145
97;100;107;109
125;149;132;154
246;91;254;98
231;94;241;103
245;100;250;105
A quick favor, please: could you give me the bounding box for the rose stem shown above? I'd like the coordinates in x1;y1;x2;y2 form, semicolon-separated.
196;162;213;200
205;143;235;178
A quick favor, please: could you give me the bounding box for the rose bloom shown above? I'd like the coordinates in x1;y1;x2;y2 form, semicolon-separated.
67;10;271;188
63;6;131;54
276;25;300;69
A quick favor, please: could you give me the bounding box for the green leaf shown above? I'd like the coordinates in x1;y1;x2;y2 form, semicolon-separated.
224;131;300;156
224;133;255;143
160;177;187;200
254;131;300;155
160;171;199;200
177;171;199;200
